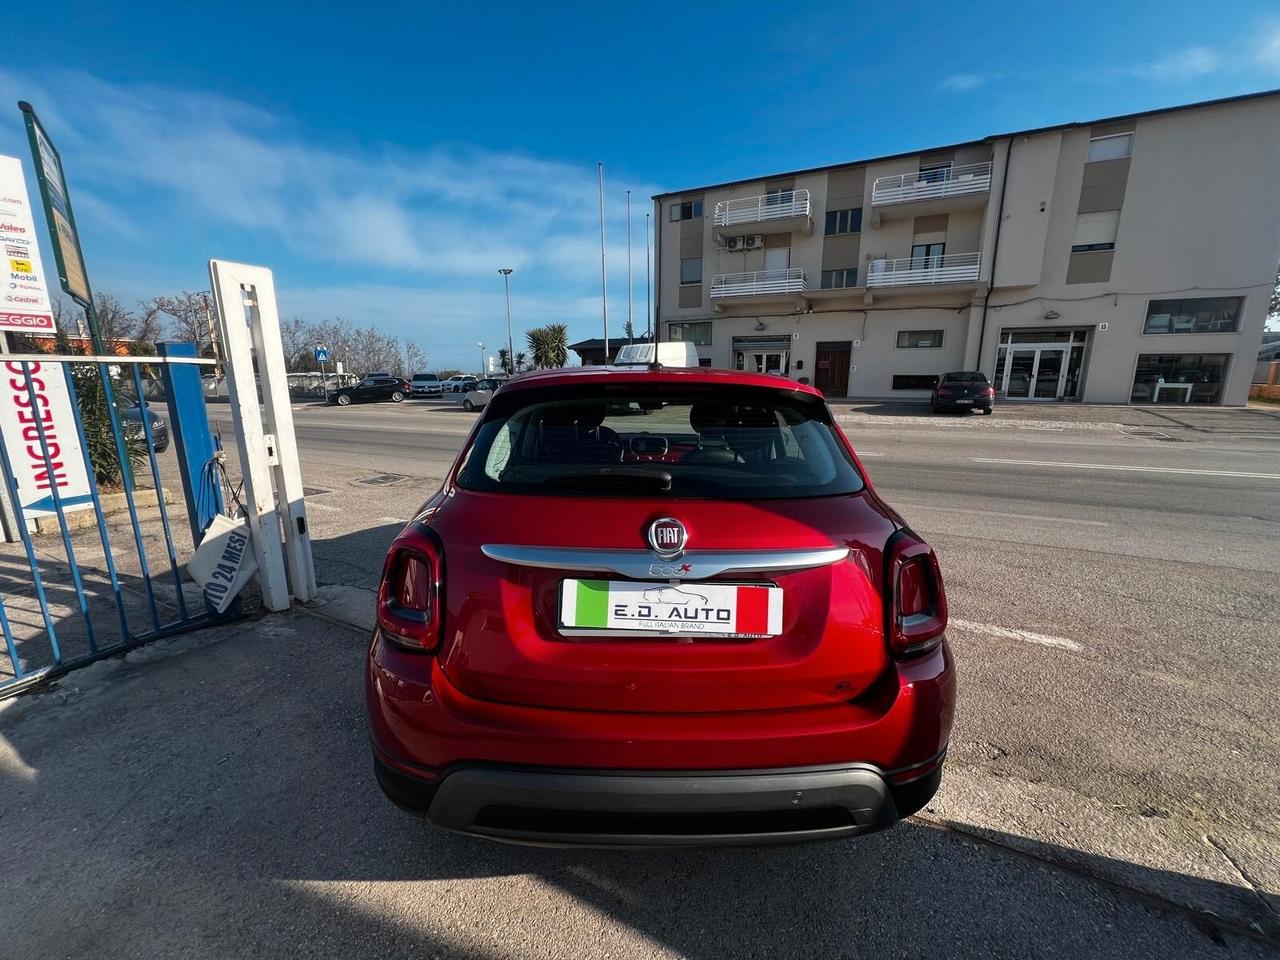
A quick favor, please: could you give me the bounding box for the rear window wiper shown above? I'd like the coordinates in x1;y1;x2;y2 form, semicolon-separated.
542;467;673;492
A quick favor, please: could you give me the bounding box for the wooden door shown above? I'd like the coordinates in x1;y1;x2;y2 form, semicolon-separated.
813;343;851;397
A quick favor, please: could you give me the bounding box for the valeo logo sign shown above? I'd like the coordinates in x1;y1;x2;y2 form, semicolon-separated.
8;259;33;274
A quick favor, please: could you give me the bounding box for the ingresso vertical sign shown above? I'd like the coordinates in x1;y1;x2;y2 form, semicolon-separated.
0;155;56;333
0;358;93;517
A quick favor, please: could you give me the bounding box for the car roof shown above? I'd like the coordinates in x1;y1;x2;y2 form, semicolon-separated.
497;366;822;397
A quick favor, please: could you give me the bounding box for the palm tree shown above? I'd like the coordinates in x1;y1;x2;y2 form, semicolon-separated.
544;323;568;367
497;347;513;375
526;327;551;368
514;351;529;373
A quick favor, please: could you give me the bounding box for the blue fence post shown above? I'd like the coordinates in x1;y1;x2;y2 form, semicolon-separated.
158;342;222;542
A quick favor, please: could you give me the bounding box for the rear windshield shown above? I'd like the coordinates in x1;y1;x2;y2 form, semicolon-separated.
456;384;865;499
413;374;438;381
942;371;988;383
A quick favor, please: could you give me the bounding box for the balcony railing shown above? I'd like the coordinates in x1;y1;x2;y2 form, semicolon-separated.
865;252;981;288
710;268;807;299
871;162;993;205
714;190;811;228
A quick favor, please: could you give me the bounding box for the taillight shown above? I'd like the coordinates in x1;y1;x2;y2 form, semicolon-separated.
936;387;952;397
377;525;443;651
886;533;947;658
982;387;995;397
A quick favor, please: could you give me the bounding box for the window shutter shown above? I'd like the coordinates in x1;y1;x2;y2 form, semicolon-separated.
1073;210;1119;247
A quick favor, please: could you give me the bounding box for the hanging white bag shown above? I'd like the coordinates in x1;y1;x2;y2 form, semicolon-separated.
188;513;259;613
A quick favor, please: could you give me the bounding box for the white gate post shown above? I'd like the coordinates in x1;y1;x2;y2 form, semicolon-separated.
240;267;317;602
207;260;290;611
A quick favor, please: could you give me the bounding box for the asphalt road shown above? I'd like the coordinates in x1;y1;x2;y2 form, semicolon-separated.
4;397;1276;957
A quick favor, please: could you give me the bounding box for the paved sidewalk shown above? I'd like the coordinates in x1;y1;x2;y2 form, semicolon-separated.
828;399;1280;435
1;609;1274;959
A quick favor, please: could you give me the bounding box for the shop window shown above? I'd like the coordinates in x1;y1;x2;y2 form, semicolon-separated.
892;374;939;390
1143;297;1243;335
1130;353;1228;404
896;330;944;349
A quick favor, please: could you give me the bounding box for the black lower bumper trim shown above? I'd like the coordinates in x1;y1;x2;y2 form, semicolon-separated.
370;761;933;847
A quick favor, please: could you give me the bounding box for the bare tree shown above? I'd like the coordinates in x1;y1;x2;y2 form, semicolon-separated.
90;292;139;344
404;341;427;376
152;291;214;347
278;316;312;371
135;297;165;345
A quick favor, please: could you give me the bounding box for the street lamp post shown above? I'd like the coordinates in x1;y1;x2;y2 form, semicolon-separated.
498;268;514;373
477;341;485;375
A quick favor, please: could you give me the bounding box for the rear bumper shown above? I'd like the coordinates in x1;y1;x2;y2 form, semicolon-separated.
933;399;992;411
367;632;955;843
374;756;942;847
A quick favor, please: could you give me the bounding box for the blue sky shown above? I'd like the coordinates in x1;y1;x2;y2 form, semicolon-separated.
2;1;1278;367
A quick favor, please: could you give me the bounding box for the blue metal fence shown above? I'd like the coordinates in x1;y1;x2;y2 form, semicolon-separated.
0;348;232;697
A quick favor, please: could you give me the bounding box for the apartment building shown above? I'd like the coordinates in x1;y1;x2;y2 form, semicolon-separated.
653;90;1280;405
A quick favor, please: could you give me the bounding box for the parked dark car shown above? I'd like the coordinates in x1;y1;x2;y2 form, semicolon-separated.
120;402;170;453
931;371;994;414
328;376;410;406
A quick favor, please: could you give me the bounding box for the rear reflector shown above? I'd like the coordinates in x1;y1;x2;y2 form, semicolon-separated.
377;525;444;652
886;533;948;658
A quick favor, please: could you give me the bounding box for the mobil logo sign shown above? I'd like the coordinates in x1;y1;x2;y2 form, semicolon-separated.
0;360;92;518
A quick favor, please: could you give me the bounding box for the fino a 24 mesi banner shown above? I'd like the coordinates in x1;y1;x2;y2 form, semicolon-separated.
0;155;56;334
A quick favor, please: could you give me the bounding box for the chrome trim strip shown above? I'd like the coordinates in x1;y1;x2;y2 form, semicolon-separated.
480;544;850;580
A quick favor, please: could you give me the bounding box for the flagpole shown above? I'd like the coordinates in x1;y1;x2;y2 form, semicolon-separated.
597;162;610;360
626;190;633;344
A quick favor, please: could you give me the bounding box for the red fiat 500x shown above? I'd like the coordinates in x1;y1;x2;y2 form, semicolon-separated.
365;366;955;846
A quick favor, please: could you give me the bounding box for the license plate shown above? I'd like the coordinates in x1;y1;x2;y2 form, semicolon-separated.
560;579;783;637
956;398;973;404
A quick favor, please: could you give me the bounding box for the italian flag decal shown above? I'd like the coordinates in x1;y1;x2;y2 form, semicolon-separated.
560;579;783;636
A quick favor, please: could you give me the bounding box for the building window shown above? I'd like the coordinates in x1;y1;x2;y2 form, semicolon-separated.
765;187;795;206
1130;353;1228;404
897;330;944;349
669;199;704;222
668;320;712;345
1143;297;1243;335
1071;209;1119;253
892;374;939;390
680;257;703;285
1087;133;1133;162
824;208;862;235
820;267;857;289
918;162;952;183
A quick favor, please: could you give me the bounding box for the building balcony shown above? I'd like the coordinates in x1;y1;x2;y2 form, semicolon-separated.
869;161;992;222
709;268;807;301
713;190;812;239
865;252;981;289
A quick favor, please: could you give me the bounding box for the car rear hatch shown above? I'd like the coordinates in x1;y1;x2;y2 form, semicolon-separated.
425;380;898;714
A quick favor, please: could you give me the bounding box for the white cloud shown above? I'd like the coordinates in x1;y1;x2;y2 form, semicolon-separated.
939;73;988;92
1256;22;1280;73
0;68;662;365
1133;46;1220;83
0;68;663;283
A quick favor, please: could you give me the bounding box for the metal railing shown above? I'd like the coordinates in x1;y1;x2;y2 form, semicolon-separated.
714;190;812;227
710;268;807;299
0;350;230;696
865;252;981;287
871;162;993;205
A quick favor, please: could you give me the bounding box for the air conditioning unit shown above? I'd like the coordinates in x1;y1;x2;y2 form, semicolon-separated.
725;236;744;252
743;234;764;250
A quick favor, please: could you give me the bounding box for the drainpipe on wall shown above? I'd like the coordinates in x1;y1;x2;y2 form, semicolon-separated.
975;137;1014;373
653;200;663;342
